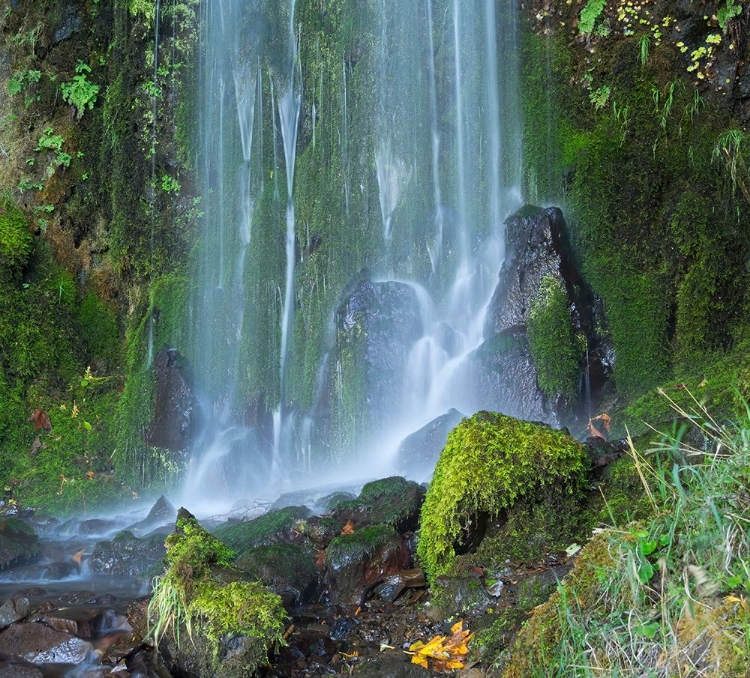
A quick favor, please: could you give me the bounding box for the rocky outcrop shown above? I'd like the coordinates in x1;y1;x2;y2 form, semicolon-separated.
144;348;199;453
89;530;166;579
0;520;39;572
395;409;464;478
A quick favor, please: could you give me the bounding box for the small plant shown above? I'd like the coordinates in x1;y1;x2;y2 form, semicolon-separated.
7;69;41;96
579;0;607;35
61;62;100;119
36;128;71;176
639;34;649;67
718;0;742;31
160;174;180;193
589;84;611;110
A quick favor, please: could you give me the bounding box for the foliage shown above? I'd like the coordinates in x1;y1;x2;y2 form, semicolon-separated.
527;276;582;400
718;0;743;31
500;397;750;677
61;62;100;119
0;195;33;280
416;412;589;582
76;293;122;371
7;69;41;96
579;0;607;35
213;506;310;554
149;509;286;669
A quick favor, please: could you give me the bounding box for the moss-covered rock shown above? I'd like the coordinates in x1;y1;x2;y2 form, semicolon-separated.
213;506;311;554
0;518;39;571
331;476;425;532
417;411;589;582
149;508;286;678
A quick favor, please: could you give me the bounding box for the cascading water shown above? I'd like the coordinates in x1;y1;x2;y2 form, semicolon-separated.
184;0;525;508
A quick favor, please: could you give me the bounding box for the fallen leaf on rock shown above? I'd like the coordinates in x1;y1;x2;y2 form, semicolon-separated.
341;519;355;534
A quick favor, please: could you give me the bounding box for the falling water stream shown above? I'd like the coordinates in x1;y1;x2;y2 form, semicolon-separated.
183;0;524;509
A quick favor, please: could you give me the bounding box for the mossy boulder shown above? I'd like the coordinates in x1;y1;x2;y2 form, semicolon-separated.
0;196;33;282
89;530;167;579
331;476;425;532
213;505;310;554
150;508;286;678
416;411;589;581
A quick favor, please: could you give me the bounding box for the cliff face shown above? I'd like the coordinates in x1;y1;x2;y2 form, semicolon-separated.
1;1;749;511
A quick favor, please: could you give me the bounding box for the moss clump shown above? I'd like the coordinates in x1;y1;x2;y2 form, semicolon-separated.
213;506;310;553
417;412;589;582
149;509;286;673
527;276;582;400
325;524;397;570
331;476;424;531
0;196;34;281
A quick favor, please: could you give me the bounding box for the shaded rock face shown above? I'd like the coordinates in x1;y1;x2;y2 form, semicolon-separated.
331;279;423;436
89;530;166;579
144;348;199;453
395;409;465;478
479;205;604;422
0;598;30;631
0;520;39;572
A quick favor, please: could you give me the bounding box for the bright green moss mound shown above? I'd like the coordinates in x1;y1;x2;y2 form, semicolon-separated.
527;276;582;400
0;196;33;280
417;412;589;582
149;509;286;672
213;506;311;554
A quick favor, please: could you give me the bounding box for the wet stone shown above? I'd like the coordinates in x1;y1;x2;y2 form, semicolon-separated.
0;664;45;678
0;598;30;630
0;622;93;664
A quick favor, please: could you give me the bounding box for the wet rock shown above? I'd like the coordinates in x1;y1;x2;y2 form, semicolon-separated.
126;495;177;536
125;597;150;643
303;515;339;549
331;477;425;532
40;608;99;638
0;598;30;631
0;520;39;572
235;543;320;608
394;409;464;478
429;574;494;618
89;530;166;579
374;569;426;604
332;279;424;436
469;330;556;425
325;524;411;608
0;622;92;664
52;4;82;44
144;348;199;453
0;665;45;678
75;519;121;536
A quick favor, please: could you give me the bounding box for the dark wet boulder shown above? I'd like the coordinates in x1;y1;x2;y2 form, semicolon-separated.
0;598;30;631
144;348;199;453
331;477;425;532
0;519;39;572
213;505;311;554
351;656;431;677
236;543;320;609
126;494;177;536
0;622;93;664
324;524;411;608
0;664;45;678
394;409;464;478
89;530;166;578
430;573;494;619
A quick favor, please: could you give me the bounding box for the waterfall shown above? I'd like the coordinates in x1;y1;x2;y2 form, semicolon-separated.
183;0;524;508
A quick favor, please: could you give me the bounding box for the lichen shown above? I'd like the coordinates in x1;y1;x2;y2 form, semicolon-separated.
416;411;589;582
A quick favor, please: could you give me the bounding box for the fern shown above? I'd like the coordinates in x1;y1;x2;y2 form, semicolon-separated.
579;0;607;35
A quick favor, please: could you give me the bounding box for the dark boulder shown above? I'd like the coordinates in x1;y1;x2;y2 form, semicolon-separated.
0;520;39;572
394;409;464;478
0;623;92;664
213;505;311;554
89;530;166;579
0;598;30;631
126;495;177;536
144;348;199;453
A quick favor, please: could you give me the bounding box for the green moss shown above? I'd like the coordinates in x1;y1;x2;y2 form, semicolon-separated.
527;276;582;400
325;523;396;568
213;506;310;553
331;476;424;530
417;412;589;582
77;293;122;371
149;509;286;670
0;195;34;281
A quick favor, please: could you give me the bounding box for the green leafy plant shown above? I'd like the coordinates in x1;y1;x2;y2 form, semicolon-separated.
579;0;607;35
61;62;100;119
7;69;41;96
718;0;742;31
35;128;71;176
160;174;180;193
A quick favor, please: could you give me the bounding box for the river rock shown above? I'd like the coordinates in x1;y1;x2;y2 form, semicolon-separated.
144;348;199;453
0;598;30;631
0;665;45;678
89;530;166;578
126;495;177;536
324;524;411;608
394;409;464;478
0;520;39;572
0;622;92;664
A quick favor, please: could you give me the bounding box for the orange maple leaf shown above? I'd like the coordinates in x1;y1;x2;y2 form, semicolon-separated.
341;520;355;535
28;409;52;432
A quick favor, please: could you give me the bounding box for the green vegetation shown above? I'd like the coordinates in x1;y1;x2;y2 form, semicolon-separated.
527;276;582;400
579;0;607;35
149;509;286;670
417;412;589;582
500;399;750;677
0;195;34;280
61;62;100;119
214;506;310;554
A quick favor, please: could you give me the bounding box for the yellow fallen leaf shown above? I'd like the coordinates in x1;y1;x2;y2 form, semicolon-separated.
411;654;429;669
